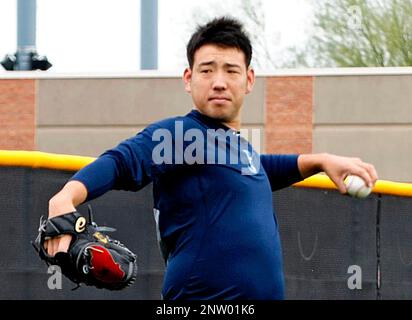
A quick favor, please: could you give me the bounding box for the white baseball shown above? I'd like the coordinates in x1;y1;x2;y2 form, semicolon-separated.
344;175;372;198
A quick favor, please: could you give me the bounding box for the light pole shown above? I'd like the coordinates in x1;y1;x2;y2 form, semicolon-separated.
140;0;158;70
1;0;51;71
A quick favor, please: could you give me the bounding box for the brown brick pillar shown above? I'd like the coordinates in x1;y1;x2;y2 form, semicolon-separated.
0;79;36;150
265;76;313;154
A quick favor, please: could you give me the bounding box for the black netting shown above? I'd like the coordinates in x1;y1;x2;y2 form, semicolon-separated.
380;195;412;299
274;187;377;299
0;167;164;299
0;166;411;299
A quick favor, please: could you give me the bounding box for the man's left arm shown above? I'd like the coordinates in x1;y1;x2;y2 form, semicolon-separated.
297;153;378;194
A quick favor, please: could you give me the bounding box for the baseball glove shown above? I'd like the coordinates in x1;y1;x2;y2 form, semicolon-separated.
32;206;137;290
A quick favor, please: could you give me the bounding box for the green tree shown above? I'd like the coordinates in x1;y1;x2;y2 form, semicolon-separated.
287;0;412;67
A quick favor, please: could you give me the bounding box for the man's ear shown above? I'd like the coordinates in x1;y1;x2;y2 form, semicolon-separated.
246;67;255;94
183;68;192;93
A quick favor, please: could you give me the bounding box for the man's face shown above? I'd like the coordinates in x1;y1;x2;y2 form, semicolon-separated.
183;44;255;128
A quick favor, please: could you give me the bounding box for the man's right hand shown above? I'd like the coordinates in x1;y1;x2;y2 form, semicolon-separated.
44;234;72;256
46;180;88;256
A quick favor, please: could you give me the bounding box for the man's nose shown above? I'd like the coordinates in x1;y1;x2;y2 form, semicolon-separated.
212;73;227;90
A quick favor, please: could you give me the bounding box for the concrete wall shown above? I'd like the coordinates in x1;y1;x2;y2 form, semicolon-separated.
36;77;265;156
1;69;411;182
313;75;412;182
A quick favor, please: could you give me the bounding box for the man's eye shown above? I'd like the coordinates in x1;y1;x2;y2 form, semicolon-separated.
228;70;239;74
201;69;211;73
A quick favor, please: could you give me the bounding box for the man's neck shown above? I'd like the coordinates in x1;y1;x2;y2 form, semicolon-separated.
193;107;241;131
222;120;241;131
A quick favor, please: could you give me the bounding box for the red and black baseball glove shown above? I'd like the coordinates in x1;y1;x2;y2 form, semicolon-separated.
32;207;137;290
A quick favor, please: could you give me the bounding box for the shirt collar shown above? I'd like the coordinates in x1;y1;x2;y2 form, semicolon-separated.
186;109;239;134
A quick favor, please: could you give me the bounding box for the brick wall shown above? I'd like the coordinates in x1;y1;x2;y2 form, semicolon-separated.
0;79;36;150
0;77;315;154
265;77;313;154
1;74;412;181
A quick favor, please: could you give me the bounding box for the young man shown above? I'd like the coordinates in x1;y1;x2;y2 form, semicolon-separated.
45;17;378;299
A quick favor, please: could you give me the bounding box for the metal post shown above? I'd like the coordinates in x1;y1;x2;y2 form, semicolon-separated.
17;0;37;70
140;0;158;70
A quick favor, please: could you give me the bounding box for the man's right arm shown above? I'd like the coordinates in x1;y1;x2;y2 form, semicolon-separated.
49;180;88;218
44;126;159;256
45;180;88;256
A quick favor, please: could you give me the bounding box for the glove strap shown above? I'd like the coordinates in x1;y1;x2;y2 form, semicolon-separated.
45;211;88;238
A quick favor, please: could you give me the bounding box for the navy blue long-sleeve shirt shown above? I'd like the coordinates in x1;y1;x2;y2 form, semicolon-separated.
71;109;303;299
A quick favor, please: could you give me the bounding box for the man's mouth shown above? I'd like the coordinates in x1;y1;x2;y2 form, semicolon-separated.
209;96;231;103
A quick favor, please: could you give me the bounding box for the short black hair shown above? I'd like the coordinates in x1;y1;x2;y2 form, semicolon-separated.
186;16;252;69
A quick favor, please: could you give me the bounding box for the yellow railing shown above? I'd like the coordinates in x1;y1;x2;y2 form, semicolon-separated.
0;150;95;172
294;174;412;198
1;150;411;197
